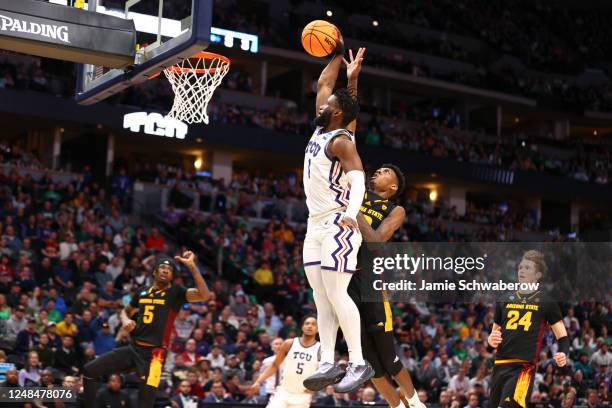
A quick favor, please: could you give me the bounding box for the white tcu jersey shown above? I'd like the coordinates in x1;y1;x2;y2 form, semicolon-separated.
278;339;320;394
303;127;354;218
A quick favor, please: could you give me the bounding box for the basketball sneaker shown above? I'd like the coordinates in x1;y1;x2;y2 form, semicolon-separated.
303;362;346;391
333;361;374;393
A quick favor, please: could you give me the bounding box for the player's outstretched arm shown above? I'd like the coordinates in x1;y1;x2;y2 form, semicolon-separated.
249;339;292;393
343;47;365;134
357;206;405;243
329;136;365;229
551;320;569;367
175;251;211;303
316;38;345;115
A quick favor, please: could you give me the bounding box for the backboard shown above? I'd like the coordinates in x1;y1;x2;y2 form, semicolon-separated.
70;0;212;105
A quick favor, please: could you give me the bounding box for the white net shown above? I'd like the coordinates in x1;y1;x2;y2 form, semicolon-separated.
164;53;230;124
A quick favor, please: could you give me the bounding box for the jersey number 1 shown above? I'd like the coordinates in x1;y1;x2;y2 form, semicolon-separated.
506;310;532;331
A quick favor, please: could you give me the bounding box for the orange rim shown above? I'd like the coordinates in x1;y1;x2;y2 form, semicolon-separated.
164;52;230;74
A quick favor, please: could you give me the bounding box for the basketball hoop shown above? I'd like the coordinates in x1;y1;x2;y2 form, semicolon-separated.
163;52;230;124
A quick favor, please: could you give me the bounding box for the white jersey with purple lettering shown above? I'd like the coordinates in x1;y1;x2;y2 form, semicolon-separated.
302;126;362;273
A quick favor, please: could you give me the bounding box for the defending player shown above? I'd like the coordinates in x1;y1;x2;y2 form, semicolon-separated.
82;251;210;408
302;45;374;392
249;316;321;408
487;250;569;408
348;164;425;408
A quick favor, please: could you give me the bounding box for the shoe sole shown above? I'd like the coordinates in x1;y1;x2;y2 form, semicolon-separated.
303;370;345;392
332;366;375;393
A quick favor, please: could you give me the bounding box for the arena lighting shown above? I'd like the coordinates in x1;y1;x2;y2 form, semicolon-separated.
326;10;333;17
48;0;259;53
429;189;438;202
373;20;379;26
593;130;598;135
194;158;203;170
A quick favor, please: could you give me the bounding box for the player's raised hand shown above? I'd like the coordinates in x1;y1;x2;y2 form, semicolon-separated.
343;47;366;81
487;329;503;348
340;214;359;230
553;352;567;367
175;250;196;269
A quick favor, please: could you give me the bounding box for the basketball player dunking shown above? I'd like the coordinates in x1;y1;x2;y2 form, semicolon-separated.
302;44;374;393
249;316;321;408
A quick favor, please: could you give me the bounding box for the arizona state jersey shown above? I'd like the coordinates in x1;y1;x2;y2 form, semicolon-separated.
129;284;187;348
494;291;562;364
360;191;396;228
349;190;397;332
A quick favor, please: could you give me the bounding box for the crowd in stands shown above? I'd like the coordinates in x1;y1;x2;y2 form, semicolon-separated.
211;0;612;113
0;159;609;407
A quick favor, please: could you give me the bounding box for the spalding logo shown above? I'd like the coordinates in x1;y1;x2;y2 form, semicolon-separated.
123;112;188;139
0;14;70;44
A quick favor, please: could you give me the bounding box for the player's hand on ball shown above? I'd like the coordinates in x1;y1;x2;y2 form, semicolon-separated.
488;329;502;348
343;47;366;81
175;251;196;268
340;214;359;229
553;352;567;367
122;319;136;333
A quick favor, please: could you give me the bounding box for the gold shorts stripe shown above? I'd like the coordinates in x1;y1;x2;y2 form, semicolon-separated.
383;300;393;332
513;366;532;408
146;350;165;388
494;359;530;365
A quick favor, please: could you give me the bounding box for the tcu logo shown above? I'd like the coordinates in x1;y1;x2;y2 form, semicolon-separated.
123;112;188;139
292;351;313;361
305;141;321;156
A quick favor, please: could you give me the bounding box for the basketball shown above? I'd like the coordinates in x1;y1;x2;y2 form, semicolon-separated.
301;20;341;57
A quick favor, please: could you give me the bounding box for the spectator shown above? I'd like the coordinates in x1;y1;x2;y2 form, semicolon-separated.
93;322;116;356
15;317;39;354
201;381;235;403
55;335;79;375
0;368;19;387
178;338;203;368
590;343;611;371
449;367;470;396
6;304;27;344
145;228;165;250
316;385;350;405
205;345;226;369
464;392;480;408
56;312;78;337
34;332;56;368
18;350;42;386
96;374;131;408
171;380;198;408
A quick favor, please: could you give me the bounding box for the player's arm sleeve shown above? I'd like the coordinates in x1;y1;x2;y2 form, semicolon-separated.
129;289;141;309
173;285;188;309
328;134;365;221
544;302;563;325
493;303;503;325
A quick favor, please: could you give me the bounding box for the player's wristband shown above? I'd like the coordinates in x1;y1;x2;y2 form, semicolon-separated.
557;335;570;355
334;40;345;56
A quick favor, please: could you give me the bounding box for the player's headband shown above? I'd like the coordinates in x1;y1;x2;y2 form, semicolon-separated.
155;256;176;274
